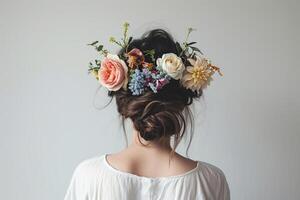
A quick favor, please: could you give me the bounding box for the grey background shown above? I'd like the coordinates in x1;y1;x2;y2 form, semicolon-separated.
0;0;299;199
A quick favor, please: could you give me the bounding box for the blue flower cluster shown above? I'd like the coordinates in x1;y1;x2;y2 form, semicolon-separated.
128;69;147;95
128;67;171;95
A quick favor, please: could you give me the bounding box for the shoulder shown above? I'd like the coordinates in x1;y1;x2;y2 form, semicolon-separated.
64;155;106;200
198;161;227;180
196;161;230;199
71;155;105;180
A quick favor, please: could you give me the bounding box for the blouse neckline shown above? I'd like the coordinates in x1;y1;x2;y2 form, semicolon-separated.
102;154;200;181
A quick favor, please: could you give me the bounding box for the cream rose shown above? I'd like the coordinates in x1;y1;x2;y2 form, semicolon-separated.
156;53;185;80
98;54;128;91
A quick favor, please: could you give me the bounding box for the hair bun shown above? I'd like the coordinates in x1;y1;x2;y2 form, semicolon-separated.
134;116;161;141
133;101;182;141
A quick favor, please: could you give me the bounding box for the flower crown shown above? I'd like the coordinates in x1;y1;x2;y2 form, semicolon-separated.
88;22;223;96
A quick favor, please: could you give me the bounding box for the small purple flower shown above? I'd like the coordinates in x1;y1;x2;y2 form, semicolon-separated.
156;78;170;90
128;66;172;95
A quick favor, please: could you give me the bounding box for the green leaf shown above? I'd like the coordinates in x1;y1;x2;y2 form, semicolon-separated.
190;46;203;54
175;42;183;53
87;41;98;46
144;49;155;55
97;45;103;51
95;59;101;65
144;49;156;62
128;36;133;44
187;42;197;46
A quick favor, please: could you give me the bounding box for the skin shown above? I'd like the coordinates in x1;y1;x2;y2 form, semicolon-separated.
106;121;198;178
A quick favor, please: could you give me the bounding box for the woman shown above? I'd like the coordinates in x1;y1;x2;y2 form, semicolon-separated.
64;25;230;200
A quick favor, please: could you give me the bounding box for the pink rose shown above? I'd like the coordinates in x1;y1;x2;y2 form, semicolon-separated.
98;54;128;91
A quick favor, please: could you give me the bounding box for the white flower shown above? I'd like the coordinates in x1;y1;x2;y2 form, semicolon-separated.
156;53;185;80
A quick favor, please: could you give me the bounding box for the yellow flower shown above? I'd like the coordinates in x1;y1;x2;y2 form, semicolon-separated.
181;56;222;91
109;37;116;43
123;22;130;30
91;69;99;80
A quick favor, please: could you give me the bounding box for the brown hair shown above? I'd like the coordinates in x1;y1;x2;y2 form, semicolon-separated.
99;29;203;155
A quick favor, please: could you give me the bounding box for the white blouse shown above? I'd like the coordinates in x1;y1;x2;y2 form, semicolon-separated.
64;154;230;200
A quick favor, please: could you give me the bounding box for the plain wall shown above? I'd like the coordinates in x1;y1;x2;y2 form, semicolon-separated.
0;0;299;199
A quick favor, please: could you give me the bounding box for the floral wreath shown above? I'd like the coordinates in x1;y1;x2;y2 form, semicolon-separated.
88;22;223;96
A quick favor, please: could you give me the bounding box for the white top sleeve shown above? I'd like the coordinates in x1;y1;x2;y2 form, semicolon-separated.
64;162;88;200
217;170;230;200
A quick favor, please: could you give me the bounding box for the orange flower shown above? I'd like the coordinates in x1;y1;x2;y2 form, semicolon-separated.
180;56;222;91
126;48;145;68
126;48;154;69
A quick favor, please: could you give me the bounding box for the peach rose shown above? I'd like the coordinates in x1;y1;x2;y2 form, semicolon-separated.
98;54;128;91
